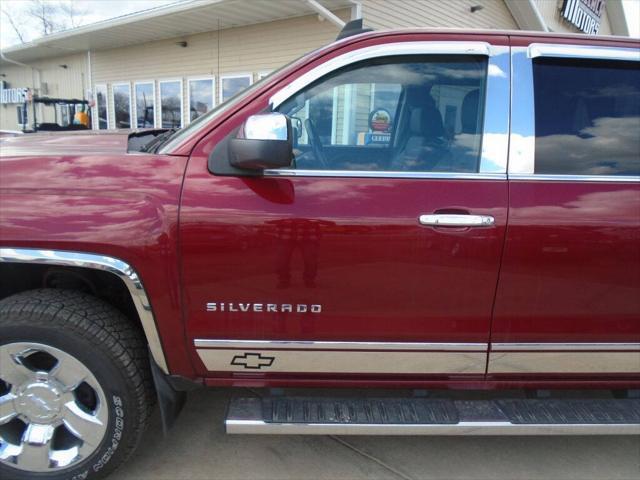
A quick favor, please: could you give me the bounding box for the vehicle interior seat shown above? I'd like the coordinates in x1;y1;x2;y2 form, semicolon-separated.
391;87;448;171
435;88;481;172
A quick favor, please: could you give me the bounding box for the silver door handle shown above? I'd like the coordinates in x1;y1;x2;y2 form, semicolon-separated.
419;214;495;227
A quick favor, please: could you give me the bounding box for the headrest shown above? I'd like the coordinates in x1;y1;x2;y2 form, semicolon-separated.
409;105;445;140
461;89;480;134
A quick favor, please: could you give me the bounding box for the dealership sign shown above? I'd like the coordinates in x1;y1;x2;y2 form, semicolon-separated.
0;82;28;104
560;0;605;35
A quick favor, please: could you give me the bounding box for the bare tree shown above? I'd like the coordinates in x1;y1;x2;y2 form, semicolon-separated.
1;8;26;43
59;0;88;29
2;0;89;44
26;0;60;36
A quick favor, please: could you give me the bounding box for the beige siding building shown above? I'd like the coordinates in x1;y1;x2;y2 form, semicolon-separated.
0;0;631;132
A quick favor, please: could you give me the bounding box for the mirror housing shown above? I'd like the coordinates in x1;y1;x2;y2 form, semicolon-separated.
229;113;293;170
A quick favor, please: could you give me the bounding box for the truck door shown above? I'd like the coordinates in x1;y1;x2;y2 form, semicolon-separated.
490;41;640;377
180;39;510;380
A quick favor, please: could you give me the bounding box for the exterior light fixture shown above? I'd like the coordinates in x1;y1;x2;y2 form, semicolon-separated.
470;5;484;13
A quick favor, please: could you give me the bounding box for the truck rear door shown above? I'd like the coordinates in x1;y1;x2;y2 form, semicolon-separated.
179;37;511;381
490;39;640;378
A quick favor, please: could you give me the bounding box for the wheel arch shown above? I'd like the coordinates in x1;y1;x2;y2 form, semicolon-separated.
0;247;169;374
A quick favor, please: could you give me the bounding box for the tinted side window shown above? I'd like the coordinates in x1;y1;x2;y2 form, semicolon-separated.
277;55;487;172
533;58;640;176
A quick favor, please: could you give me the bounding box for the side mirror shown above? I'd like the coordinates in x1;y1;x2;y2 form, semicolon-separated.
229;113;293;170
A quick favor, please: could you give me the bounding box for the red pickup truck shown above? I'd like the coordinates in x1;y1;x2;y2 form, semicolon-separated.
1;26;639;480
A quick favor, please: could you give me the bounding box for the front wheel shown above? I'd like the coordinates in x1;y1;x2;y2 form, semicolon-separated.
0;289;155;480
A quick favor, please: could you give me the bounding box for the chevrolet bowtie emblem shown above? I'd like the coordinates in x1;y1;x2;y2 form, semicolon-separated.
231;352;275;369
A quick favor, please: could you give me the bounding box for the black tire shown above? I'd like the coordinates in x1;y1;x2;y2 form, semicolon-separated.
0;289;155;480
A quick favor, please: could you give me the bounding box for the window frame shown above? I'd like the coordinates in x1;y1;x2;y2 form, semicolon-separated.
158;78;184;129
111;81;132;130
509;43;640;182
186;76;215;125
265;41;510;180
219;73;253;104
16;104;28;128
93;84;109;130
133;80;157;129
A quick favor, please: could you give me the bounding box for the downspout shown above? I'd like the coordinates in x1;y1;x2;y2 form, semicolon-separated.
527;0;549;32
87;50;94;129
305;0;346;28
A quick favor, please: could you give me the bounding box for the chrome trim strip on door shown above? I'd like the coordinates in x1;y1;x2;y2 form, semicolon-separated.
488;352;640;374
492;343;640;351
263;170;507;180
0;247;169;373
196;349;486;374
419;214;495;227
509;174;640;183
528;43;640;62
268;41;510;177
194;339;488;351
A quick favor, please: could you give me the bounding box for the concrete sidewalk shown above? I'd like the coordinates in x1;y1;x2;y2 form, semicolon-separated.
111;388;640;480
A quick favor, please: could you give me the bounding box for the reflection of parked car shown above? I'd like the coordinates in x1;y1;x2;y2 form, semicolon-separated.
0;22;639;480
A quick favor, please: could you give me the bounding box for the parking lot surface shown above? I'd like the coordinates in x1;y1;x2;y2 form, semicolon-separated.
112;388;640;480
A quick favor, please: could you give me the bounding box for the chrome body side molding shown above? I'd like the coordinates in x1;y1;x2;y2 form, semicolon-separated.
0;247;169;374
195;339;487;374
195;339;640;375
488;352;640;374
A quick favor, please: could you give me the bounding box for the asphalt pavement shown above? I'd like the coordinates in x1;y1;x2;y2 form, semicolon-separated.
111;388;640;480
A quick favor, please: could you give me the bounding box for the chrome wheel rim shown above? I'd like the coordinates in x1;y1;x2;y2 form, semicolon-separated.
0;342;108;472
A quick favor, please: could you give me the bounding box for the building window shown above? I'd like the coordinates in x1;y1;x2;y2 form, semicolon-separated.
220;74;252;103
112;83;132;129
257;71;272;80
16;104;28;128
95;84;108;129
134;82;155;128
159;80;183;128
188;77;214;123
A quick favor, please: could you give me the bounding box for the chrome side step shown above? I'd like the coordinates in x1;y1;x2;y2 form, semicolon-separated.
226;396;640;436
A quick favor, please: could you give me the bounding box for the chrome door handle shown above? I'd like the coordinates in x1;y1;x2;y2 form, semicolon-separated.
419;214;495;227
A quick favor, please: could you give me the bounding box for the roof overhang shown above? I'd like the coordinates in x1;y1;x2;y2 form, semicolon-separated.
1;0;355;65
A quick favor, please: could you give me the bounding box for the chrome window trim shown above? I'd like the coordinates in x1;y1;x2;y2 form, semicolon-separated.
0;247;169;374
263;170;506;180
269;42;494;109
509;45;640;179
267;41;510;177
528;43;640;62
492;343;640;351
194;339;488;351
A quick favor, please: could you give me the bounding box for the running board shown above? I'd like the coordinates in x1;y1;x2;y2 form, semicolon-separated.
226;396;640;435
